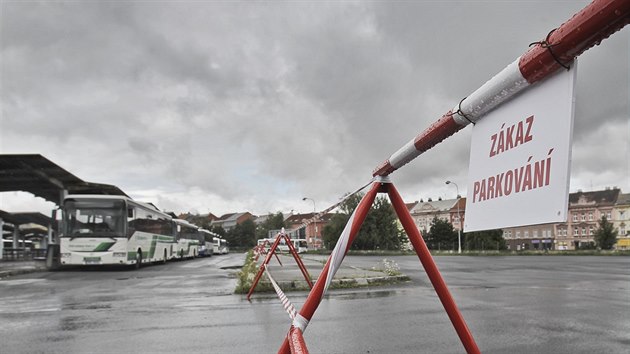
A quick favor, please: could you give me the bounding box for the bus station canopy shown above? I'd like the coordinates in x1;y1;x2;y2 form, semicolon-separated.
0;154;128;206
0;210;52;227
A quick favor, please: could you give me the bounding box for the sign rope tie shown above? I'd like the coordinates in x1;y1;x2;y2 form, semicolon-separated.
528;28;571;70
455;96;475;125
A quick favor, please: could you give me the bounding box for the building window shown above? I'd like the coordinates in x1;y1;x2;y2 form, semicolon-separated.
516;231;521;238
573;228;579;236
581;213;586;221
607;212;612;220
588;212;593;221
589;226;593;235
533;230;538;238
582;227;587;236
524;231;529;238
573;213;578;222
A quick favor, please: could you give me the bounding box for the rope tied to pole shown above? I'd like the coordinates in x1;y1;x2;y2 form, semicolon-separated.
455;96;475;125
528;28;571;70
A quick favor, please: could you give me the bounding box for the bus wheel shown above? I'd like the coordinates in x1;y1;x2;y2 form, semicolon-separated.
135;250;142;269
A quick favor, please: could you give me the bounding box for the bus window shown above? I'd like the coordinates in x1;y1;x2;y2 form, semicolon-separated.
63;199;125;237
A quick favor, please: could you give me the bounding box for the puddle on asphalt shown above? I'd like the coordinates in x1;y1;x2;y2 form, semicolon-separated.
0;278;48;286
220;265;243;270
59;315;104;332
331;289;399;300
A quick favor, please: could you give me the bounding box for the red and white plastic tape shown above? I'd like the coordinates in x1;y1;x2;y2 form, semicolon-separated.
264;264;297;320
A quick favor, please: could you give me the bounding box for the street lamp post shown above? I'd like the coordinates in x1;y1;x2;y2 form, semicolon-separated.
302;197;317;248
446;181;462;254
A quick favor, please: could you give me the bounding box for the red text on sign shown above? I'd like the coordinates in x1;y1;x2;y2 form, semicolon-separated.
473;148;553;203
489;115;534;158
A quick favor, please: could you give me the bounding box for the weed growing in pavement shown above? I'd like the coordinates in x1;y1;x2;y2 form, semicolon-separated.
234;250;273;294
372;258;402;276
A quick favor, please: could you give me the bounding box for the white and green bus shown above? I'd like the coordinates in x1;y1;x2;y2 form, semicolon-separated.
198;229;218;257
213;237;229;255
59;195;175;268
173;219;201;259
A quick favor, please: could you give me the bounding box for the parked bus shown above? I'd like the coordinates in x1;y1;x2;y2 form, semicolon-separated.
292;238;308;253
213;237;229;255
257;237;308;253
173;219;201;259
198;229;216;257
221;238;229;254
59;195;174;268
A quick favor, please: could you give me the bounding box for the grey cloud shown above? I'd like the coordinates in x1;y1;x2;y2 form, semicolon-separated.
1;1;627;216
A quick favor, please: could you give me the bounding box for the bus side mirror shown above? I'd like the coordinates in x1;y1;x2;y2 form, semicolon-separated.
128;208;134;218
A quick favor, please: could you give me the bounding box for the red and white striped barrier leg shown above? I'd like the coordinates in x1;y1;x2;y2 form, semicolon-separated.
388;183;480;354
287;326;310;354
248;233;285;300
278;180;381;354
284;234;314;288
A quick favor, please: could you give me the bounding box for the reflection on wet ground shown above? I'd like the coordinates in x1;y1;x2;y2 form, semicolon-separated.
1;254;628;354
332;289;399;300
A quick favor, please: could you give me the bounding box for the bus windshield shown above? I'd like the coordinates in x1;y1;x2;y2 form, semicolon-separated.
63;199;125;237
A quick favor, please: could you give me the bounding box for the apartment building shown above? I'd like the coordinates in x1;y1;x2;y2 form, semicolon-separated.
209;212;255;231
409;198;458;234
502;223;556;251
613;193;630;249
284;212;332;250
502;188;623;250
448;197;466;232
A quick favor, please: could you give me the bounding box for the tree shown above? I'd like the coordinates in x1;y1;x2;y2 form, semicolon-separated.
210;225;226;237
226;219;256;248
594;216;618;250
464;229;506;251
425;217;458;251
352;196;401;251
322;213;350;250
255;212;285;240
321;193;362;249
321;193;401;250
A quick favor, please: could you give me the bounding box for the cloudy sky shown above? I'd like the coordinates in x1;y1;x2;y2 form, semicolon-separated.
1;1;628;217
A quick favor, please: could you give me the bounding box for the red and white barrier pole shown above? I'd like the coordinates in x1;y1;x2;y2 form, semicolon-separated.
287;326;310;354
373;0;630;177
267;267;311;353
278;180;381;354
388;183;480;354
248;234;285;300
248;231;313;300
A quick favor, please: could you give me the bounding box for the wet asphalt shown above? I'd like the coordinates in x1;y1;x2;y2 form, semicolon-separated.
0;254;628;353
